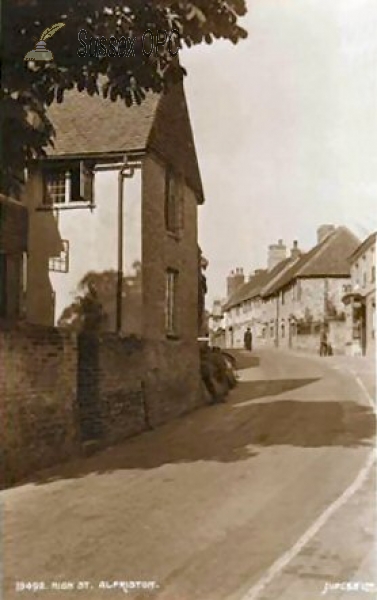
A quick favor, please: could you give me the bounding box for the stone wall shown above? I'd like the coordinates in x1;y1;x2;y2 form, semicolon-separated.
292;332;321;354
327;320;349;355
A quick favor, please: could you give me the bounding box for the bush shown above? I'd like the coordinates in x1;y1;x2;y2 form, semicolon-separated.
200;346;237;403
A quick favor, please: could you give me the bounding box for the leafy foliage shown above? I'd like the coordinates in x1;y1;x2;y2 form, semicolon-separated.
58;262;142;332
198;245;208;334
1;0;247;194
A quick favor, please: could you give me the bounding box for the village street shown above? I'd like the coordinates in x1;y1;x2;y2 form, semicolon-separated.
2;349;376;600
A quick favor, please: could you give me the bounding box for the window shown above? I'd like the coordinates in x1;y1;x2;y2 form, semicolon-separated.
0;253;7;317
281;290;285;305
43;161;94;206
296;280;302;301
165;269;178;336
49;240;70;273
372;266;375;284
281;323;285;338
45;169;68;204
363;272;367;288
354;262;359;285
165;167;184;235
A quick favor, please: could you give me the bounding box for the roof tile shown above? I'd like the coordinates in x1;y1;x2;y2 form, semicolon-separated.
46;90;159;156
45;81;204;202
262;227;360;297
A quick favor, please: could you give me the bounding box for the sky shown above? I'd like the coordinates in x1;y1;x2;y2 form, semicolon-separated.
181;0;377;305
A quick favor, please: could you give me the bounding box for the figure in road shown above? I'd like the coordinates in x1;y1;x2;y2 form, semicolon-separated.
244;327;252;352
319;325;328;356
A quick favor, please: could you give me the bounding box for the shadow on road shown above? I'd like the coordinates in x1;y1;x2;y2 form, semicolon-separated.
229;352;260;370
19;372;376;488
233;378;320;402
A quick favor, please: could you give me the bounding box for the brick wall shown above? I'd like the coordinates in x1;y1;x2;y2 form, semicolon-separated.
0;324;79;487
1;326;202;488
78;335;202;439
144;339;202;426
142;154;199;342
77;334;146;445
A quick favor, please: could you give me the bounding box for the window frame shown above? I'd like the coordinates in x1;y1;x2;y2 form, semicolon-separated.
165;268;179;338
165;167;184;237
49;240;70;273
42;160;94;208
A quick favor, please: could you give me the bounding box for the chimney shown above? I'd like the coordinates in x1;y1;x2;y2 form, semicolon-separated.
212;299;222;317
290;240;301;260
227;268;245;297
268;239;287;271
317;225;336;244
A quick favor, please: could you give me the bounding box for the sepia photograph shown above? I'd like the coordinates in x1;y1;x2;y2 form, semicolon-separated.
0;1;376;599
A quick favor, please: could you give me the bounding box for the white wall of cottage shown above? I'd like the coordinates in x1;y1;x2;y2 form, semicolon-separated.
350;240;376;356
26;166;143;333
351;245;375;298
223;277;352;351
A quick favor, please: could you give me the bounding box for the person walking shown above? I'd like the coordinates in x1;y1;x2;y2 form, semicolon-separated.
244;327;252;352
319;326;328;356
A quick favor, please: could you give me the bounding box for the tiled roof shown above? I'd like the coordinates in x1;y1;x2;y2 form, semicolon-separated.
46;91;159;157
348;231;376;263
223;258;293;311
45;81;204;203
223;270;268;311
262;227;360;297
259;257;300;297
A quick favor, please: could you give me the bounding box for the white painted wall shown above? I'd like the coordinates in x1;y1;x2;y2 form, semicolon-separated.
27;166;142;334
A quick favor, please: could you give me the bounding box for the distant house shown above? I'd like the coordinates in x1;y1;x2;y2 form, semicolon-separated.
208;298;226;346
222;240;300;348
261;226;360;354
223;269;267;348
222;225;361;354
23;80;204;346
342;232;376;356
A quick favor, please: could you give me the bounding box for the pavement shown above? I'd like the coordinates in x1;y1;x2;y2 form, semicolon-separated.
1;348;376;600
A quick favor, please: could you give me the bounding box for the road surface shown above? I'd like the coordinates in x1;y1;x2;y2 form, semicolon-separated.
1;349;376;600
